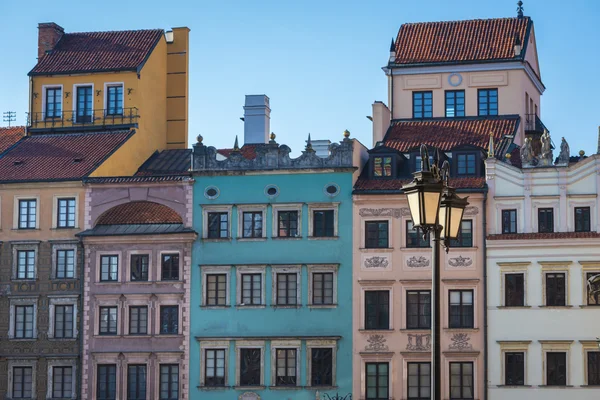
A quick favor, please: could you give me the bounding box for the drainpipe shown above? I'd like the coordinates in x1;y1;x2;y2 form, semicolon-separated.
78;239;85;399
28;76;33;135
390;71;394;119
482;190;489;400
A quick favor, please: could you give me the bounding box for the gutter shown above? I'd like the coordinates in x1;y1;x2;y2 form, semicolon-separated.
352;187;488;195
483;189;489;400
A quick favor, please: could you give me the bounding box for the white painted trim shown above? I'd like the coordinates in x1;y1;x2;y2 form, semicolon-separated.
7;359;37;399
41;84;63;120
12;243;39;280
72;83;95;124
201;205;233;239
8;297;38;339
199;340;229;387
307;264;338;307
52;194;79;229
46;358;77;399
237;204;268;239
48;296;78;340
307;202;339;237
271;203;302;238
201;266;231;307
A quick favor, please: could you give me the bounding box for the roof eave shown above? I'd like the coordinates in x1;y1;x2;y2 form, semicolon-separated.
28;67;138;77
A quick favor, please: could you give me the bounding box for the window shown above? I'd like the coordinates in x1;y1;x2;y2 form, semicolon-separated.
54;305;74;338
587;272;600;305
546;273;566;306
52;366;72;398
12;366;32;399
100;255;118;282
502;209;517;234
450;362;474;399
313;210;334;237
129;306;148;335
406;290;431;329
538;208;554;233
449;290;474;328
407;221;430;248
241;273;262;305
159;364;179;400
575;207;591;232
57;198;76;228
106;85;123;116
365;221;389;248
130;254;148;282
15;305;34;339
96;364;117;400
161;253;179;281
413;91;433;118
311;348;333;386
546;352;566;386
45;87;62;118
242;211;263;238
408;362;431;399
478;88;498;116
205;349;226;386
456;153;476;176
18;199;37;229
275;348;297;386
505;352;525;385
445;90;465;117
505;274;524;307
588;352;600;385
160;306;179;334
127;365;147;400
56;249;75;279
365;290;389;330
207;212;228;238
373;156;393;177
312;272;334;305
239;348;261;386
415;154;434;172
99;306;118;335
16;250;35;280
278;211;299;237
450;220;473;248
366;362;389;400
76;85;93;123
206;274;227;306
276;273;298;305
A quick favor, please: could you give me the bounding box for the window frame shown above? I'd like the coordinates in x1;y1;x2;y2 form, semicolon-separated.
477;88;498;116
128;306;148;335
56;197;76;228
130;254;149;282
201;266;231;307
14;305;35;339
546;352;567;386
545;272;566;306
275;272;299;306
273;347;299;387
586;271;600;306
575;206;591;232
98;306;118;336
96;363;117;400
160;252;180;281
308;203;339;238
372;155;394;178
105;83;124;116
407;361;431;399
207;211;229;239
504;273;525;307
238;347;263;387
51;365;73;398
127;364;147;400
406;220;430;248
205;273;228;306
74;84;94;124
504;352;525;386
445;90;465;118
17;198;37;229
159;364;179;400
406;290;431;329
44;85;63;119
538;207;554;233
501;209;518;234
202;205;232;239
16;250;36;280
99;255;119;283
272;204;303;238
449;361;474;399
455;152;477;177
365;220;389;249
9;298;38;340
12;365;34;399
448;289;474;329
242;210;264;238
449;220;473;248
307;342;336;387
159;305;179;335
56;248;76;279
204;348;227;387
365;362;390;400
413;91;433;119
53;304;75;339
587;351;600;386
364;290;390;330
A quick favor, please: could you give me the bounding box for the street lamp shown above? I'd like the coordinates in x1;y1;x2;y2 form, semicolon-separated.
403;144;469;400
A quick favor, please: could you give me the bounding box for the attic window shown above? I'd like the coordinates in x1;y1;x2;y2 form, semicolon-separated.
456;153;477;176
73;158;83;163
13;160;23;166
373;156;393;177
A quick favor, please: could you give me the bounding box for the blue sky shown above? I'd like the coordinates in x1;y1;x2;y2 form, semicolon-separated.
1;0;599;156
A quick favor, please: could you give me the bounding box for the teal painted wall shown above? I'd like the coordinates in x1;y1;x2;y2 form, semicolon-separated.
190;171;353;400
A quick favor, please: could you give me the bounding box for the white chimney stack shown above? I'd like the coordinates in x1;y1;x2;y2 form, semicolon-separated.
372;101;391;147
243;95;270;144
309;139;331;158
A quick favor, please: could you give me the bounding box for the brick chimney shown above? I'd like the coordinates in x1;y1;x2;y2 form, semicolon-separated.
38;22;64;60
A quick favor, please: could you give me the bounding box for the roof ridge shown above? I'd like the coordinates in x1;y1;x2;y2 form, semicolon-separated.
64;28;164;35
27;129;131;138
400;15;529;27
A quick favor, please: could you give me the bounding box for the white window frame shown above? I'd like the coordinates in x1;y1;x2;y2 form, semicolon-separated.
52;194;79;229
540;340;573;386
9;296;38;340
96;251;121;284
236;266;266;307
52;243;78;280
307;264;338;308
237;205;267;240
498;263;529;307
235;340;265;387
498;341;530;386
42;84;64;119
95;298;121;336
13;195;40;230
47;358;77;399
103;82;125;116
72;83;95;124
271;265;302;307
7;359;37;399
126;250;153;282
271;203;303;238
12;243;38;281
308;202;339;238
199;340;230;387
306;339;338;388
270;340;301;388
158;250;182;282
155;294;182;336
48;295;78;340
201;266;231;307
359;282;394;330
202;205;233;240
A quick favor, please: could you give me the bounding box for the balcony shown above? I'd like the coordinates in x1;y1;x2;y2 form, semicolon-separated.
27;108;139;132
524;113;549;135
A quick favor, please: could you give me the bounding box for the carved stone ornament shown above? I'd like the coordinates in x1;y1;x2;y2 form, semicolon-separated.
364;256;389;269
239;392;260;400
407;256;430;268
406;334;431;351
365;334;389;352
448;256;473;267
463;206;479;216
359;208;403;218
449;333;473;351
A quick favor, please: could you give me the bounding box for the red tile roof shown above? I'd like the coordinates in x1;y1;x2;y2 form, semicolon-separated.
354;176;485;192
217;144;259;159
487;232;600;240
0;126;25;154
96;201;183;225
29;29;163;75
0;130;133;183
393;17;530;66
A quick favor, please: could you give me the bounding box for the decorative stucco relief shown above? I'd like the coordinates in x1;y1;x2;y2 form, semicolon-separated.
364;257;389;269
464;206;479;216
406;256;430;268
448;256;473;267
364;335;389;352
359;208;407;218
239;392;260;400
449;333;473;351
406;334;431;351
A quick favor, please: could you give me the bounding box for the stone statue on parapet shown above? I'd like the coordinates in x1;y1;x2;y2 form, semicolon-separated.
540;129;553;165
521;137;533;166
557;137;570;165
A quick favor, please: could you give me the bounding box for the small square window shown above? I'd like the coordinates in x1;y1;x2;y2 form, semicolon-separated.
130;254;149;281
502;209;517;234
207;212;229;238
161;253;179;281
575;207;591;232
100;255;118;282
57;198;76;228
242;211;263;238
56;249;75;279
160;305;178;334
365;221;389;248
538;208;554;233
18;199;37;229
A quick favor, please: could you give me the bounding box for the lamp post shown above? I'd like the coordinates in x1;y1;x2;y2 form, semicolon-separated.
402;145;469;400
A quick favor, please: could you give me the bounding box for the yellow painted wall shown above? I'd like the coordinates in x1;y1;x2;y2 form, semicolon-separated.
166;27;190;149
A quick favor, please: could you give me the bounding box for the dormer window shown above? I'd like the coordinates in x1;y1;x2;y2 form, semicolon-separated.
456;153;476;176
373;157;393;177
414;155;433;172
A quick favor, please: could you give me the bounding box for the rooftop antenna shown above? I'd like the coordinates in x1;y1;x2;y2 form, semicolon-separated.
2;111;16;127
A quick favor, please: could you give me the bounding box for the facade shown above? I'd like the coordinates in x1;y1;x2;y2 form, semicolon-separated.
189;95;366;400
486;140;600;399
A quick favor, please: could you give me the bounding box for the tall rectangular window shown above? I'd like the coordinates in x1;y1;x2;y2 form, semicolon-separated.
505;352;525;385
408;362;431;399
16;250;35;280
239;349;261;386
588;352;600;386
312;272;334;305
106;85;123;116
450;220;473;248
546;352;566;386
18;199;37;229
100;255;118;282
538;208;554;233
242;211;263;238
478;88;498;116
206;274;227;306
159;364;179;400
54;305;74;338
56;249;75;279
14;305;34;339
207;212;228;238
407;220;430;248
276;273;298;305
546;273;566;306
365;221;389;248
52;366;72;398
130;254;149;281
575;207;591;232
505;273;525;307
406;290;431;329
96;364;117;400
99;306;118;335
129;306;148;335
275;348;297;386
160;306;179;334
12;366;32;399
241;273;262;305
161;253;179;281
365;290;389;330
373;156;393;177
76;85;93;123
587;272;600;305
413;91;433;118
313;210;335;237
445;90;465;117
45;87;62;118
311;348;333;386
278;211;299;237
205;349;226;387
456;153;476;176
449;290;474;328
57;198;76;228
502;209;517;234
127;364;147;400
450;362;474;399
366;362;389;400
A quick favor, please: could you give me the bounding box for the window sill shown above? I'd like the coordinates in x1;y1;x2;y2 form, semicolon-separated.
198;385;231;390
539;305;573;308
200;305;231;309
233;386;265;390
496;385;533;388
358;329;394;333
306;385;338;390
202;238;232;243
236;304;266;309
401;246;432;250
497;306;532;309
579;305;600;308
269;385;303;390
444;327;479;332
9;338;36;341
12;228;40;231
579;385;600;387
359;247;394;252
51;227;78;231
272;236;303;240
48;337;77;341
157;334;181;338
96;281;120;285
237;238;267;242
308;236;339;241
12;279;37;282
308;304;337;309
399;328;431;333
537;385;575;388
271;305;302;309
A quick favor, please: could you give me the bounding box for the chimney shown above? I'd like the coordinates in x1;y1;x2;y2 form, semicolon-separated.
38;22;64;61
372;101;391;147
309;139;331;158
243;95;270;144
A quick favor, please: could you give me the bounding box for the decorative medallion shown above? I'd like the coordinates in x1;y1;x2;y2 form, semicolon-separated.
464;206;479;216
364;256;389;269
448;256;473;267
359;208;403;218
449;333;473;351
448;73;463;87
239;392;260;400
264;184;279;199
365;334;389;352
204;186;220;200
407;256;430;268
324;183;340;197
406;334;431;351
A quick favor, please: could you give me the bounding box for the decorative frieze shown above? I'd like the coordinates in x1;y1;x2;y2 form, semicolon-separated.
448;256;473;268
464;206;479;216
358;207;409;218
406;256;430;268
406;334;431;351
449;333;473;351
361;254;391;270
364;335;389;352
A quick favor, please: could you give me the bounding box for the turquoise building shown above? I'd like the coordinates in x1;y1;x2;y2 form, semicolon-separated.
188;95;363;400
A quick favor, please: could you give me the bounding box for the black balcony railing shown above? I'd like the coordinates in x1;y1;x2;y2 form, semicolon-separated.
27;108;139;131
524;113;548;134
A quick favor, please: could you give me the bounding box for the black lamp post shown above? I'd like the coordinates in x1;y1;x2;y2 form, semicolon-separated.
402;145;469;400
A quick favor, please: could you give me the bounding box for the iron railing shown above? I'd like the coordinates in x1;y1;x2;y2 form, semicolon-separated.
27;107;139;130
524;113;549;134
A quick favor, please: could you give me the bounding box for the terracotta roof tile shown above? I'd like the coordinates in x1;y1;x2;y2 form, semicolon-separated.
393;17;530;65
0;126;25;154
136;149;191;175
30;29;163;75
96;201;183;225
487;232;600;240
0;130;132;183
217;144;258;159
354;176;485;192
85;175;187;184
